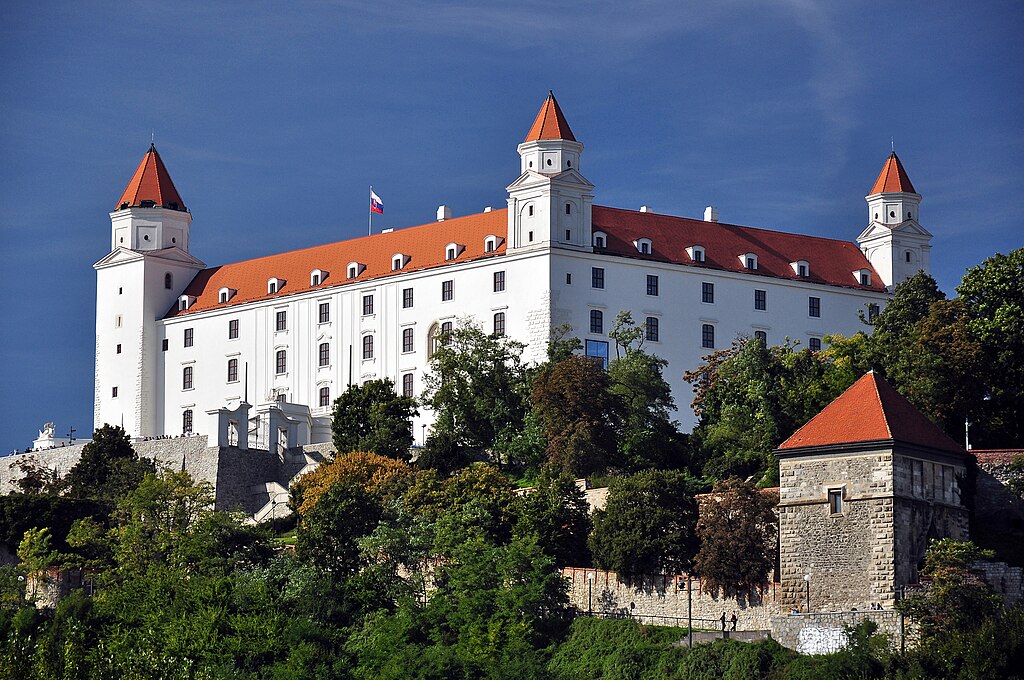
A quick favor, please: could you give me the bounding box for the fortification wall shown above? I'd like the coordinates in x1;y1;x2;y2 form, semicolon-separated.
770;610;907;655
561;567;781;631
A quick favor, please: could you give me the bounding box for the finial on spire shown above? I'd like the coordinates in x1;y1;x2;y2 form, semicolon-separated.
891;137;894;153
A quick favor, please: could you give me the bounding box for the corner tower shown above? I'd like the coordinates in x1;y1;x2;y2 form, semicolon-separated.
506;92;594;251
94;145;204;438
857;153;932;290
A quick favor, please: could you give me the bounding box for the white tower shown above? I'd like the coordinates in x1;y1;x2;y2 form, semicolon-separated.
506;92;594;251
94;145;204;438
857;152;932;290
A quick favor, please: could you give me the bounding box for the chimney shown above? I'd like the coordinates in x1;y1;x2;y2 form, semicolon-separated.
639;205;653;213
704;206;719;223
437;205;452;221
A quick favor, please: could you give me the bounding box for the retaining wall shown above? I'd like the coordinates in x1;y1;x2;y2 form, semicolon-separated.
770;610;907;654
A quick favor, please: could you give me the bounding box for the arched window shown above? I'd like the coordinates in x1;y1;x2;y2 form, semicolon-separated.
319;387;330;407
227;358;238;382
493;312;505;337
590;309;603;334
182;366;193;390
276;349;287;374
182;409;193;434
164;272;173;289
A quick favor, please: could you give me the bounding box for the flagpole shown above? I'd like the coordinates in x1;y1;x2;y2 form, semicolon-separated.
368;185;372;236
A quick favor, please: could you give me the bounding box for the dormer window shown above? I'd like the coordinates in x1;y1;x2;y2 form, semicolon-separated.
593;231;607;248
687;245;705;263
791;260;810;277
392;254;409;271
267;278;285;294
741;253;758;270
177;295;195;311
445;243;464;261
218;287;236;303
310;269;328;286
484;235;502;253
347;262;364;279
855;269;872;286
634;238;653;255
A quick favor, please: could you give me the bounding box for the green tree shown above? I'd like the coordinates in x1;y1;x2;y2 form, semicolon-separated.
957;248;1024;447
513;467;592;566
420;321;531;465
63;424;154;501
532;355;623;477
589;470;704;577
297;482;383;577
332;378;419;461
693;478;779;596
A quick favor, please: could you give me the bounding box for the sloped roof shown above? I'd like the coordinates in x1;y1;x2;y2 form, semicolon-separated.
777;371;963;453
116;144;187;212
523;91;577;142
166;204;886;318
869;152;916;195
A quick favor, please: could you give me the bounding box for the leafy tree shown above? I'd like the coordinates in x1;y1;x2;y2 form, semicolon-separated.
291;450;418;516
957;248;1024;447
63;424;154;502
589;470;704;577
297;482;383;577
11;456;61;495
420;321;531;465
693;478;779;595
513;467;592;566
332;378;419;461
532;355;623;477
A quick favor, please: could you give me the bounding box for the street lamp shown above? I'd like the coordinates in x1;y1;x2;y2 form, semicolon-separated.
421;424;427;446
803;573;811;613
587;571;596;615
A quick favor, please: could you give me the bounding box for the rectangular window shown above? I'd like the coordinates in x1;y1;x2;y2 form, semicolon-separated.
442;280;454;301
402;327;414;353
116;343;122;354
228;319;239;339
112;386;118;398
319;342;330;367
162;338;169;351
493;312;505;336
276;350;287;375
402;287;414;309
754;330;767;343
228;358;239;382
362;295;374;316
702;324;715;349
867;303;880;322
592;267;605;289
585;339;609;369
590;309;603;334
362;335;374;360
702;282;714;304
319;302;330;324
809;296;821;318
183;366;193;390
754;289;766;311
319;387;330;407
566;273;572;285
493;271;505;292
276;310;287;331
647;274;659;296
645;316;659;342
828;489;843;514
182;409;193;434
402;372;414;398
809;337;822;352
184;328;194;347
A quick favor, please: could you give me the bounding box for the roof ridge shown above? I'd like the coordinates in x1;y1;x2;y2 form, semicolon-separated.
872;371;894;439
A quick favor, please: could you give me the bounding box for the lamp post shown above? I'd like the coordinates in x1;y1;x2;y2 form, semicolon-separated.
421;424;426;447
803;573;811;613
587;571;595;615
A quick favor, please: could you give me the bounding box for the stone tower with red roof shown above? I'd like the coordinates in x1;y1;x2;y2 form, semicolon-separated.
775;371;969;611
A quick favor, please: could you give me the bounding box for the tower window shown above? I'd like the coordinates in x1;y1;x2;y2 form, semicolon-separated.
905;251;912;263
182;366;193;390
162;339;168;351
319;302;330;323
494;271;505;292
319;387;330;407
890;211;896;218
184;328;194;347
702;324;715;349
592;267;605;289
362;335;374;360
809;297;821;318
116;344;122;354
402;327;414;353
363;294;374;315
565;230;571;240
228;319;239;339
528;205;534;217
112;386;118;398
402;373;414;397
828;488;843;514
754;289;767;311
276;310;287;331
402;288;414;308
182;409;193;434
565;203;571;215
441;321;453;346
227;358;238;383
645;316;659;342
528;231;534;242
908;212;912;219
702;282;715;304
546;158;552;166
590;309;604;334
493;312;505;337
647;274;659;296
754;330;767;343
441;280;454;301
868;303;880;322
276;350;287;374
119;287;123;295
809;337;822;352
566;273;572;285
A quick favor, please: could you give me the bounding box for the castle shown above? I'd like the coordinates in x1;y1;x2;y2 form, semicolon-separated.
93;92;930;445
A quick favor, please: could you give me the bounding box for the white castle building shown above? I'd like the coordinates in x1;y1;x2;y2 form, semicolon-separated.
94;93;931;447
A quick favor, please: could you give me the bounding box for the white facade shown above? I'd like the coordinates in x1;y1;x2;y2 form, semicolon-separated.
94;96;922;444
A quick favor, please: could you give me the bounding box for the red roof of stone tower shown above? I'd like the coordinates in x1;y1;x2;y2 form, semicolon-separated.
777;371;962;453
869;152;916;195
523;91;577;142
115;144;187;212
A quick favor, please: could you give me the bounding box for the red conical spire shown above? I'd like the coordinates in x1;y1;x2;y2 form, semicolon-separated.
869;152;916;195
523;91;576;143
115;144;187;212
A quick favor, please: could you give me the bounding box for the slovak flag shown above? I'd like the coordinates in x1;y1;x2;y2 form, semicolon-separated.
370;190;384;214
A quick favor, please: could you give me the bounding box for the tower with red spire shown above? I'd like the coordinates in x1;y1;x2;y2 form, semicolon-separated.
857;152;933;290
93;146;205;438
506;91;594;251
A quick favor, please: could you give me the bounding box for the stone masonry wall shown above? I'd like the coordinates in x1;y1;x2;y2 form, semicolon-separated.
770;611;907;655
561;567;782;631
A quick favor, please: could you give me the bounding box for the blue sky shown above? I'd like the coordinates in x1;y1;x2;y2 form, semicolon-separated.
1;1;1021;451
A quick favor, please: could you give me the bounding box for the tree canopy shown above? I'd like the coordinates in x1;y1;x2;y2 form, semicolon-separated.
331;378;419;460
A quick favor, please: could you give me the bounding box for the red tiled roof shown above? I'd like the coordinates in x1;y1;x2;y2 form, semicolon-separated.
869;152;916;195
972;450;1024;466
167;204;887;318
591;206;886;292
523;91;576;143
166;210;508;317
116;144;187;212
777;372;963;453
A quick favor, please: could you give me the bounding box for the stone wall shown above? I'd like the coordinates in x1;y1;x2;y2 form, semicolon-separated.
770;610;907;655
970;560;1024;606
561;567;781;631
